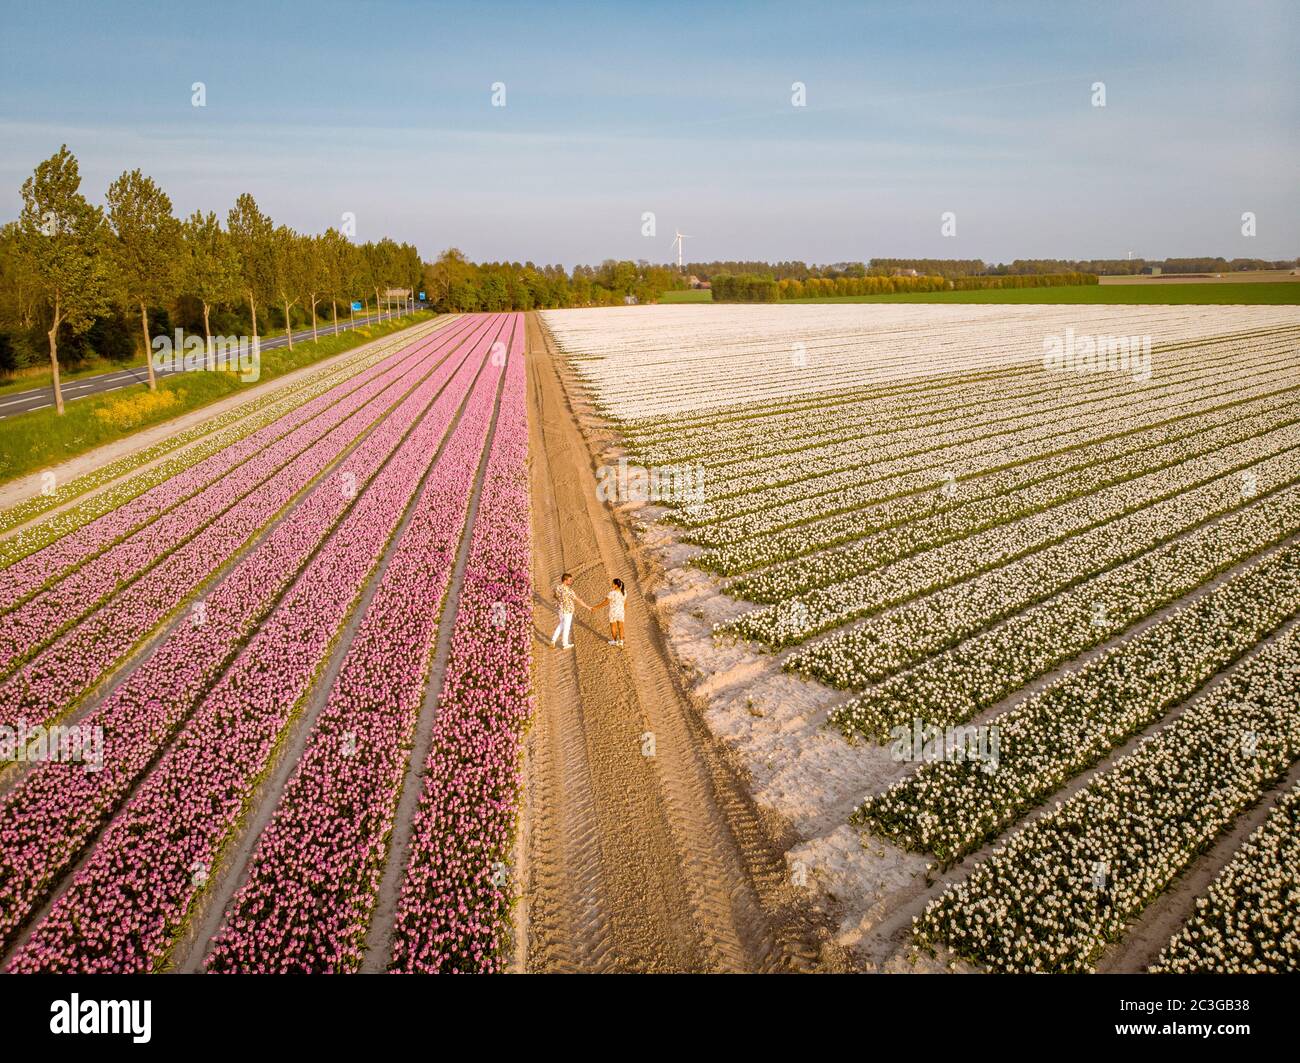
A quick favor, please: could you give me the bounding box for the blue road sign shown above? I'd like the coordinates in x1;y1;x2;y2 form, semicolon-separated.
350;300;363;312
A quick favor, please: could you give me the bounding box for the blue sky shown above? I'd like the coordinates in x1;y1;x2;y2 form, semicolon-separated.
1;0;1295;265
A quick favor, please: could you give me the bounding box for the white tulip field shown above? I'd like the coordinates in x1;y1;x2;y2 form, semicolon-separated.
544;303;1300;974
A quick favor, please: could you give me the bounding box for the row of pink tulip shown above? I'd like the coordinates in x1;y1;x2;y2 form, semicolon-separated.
0;324;451;613
0;327;466;679
388;318;532;973
0;318;483;733
0;316;505;960
204;314;523;972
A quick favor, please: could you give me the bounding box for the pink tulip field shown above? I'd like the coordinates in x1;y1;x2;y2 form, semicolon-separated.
0;313;534;974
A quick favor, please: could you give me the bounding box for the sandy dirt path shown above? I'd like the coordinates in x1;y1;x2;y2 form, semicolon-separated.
520;313;840;973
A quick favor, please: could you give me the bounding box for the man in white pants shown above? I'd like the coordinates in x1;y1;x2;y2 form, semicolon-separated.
551;572;587;649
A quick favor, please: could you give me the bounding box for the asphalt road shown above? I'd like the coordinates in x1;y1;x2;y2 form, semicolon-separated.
0;309;421;420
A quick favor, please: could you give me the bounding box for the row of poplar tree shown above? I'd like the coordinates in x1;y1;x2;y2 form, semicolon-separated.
2;145;422;413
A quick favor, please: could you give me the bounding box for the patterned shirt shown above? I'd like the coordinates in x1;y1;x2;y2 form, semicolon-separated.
555;582;579;615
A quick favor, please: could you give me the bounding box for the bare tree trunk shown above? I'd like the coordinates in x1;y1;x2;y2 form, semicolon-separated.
202;302;212;365
250;295;261;367
140;302;158;390
310;297;318;342
283;300;293;350
331;299;338;335
48;306;64;415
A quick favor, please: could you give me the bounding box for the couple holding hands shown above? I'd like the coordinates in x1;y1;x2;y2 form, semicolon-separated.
551;572;627;650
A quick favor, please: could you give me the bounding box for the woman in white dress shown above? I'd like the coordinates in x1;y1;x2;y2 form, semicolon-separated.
591;578;627;646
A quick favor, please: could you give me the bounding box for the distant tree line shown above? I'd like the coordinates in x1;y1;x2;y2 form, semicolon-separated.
420;250;681;313
870;257;1297;277
709;271;1097;301
949;272;1098;289
1;146;424;411
689;257;1297;284
778;274;947;298
686;261;869;282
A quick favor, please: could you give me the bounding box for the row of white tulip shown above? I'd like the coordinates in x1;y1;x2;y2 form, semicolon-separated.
854;540;1300;865
0;319;448;567
832;483;1300;742
788;451;1300;688
1150;783;1300;974
630;365;1031;467
909;621;1300;972
691;382;1300;563
676;370;1295;541
727;433;1300;649
671;348;1295;526
627;329;1239;466
544;304;1300;420
693;387;1300;571
731;404;1300;601
663;349;1294;519
627;330;1290;470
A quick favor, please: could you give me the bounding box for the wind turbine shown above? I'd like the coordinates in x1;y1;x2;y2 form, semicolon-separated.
671;230;692;271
